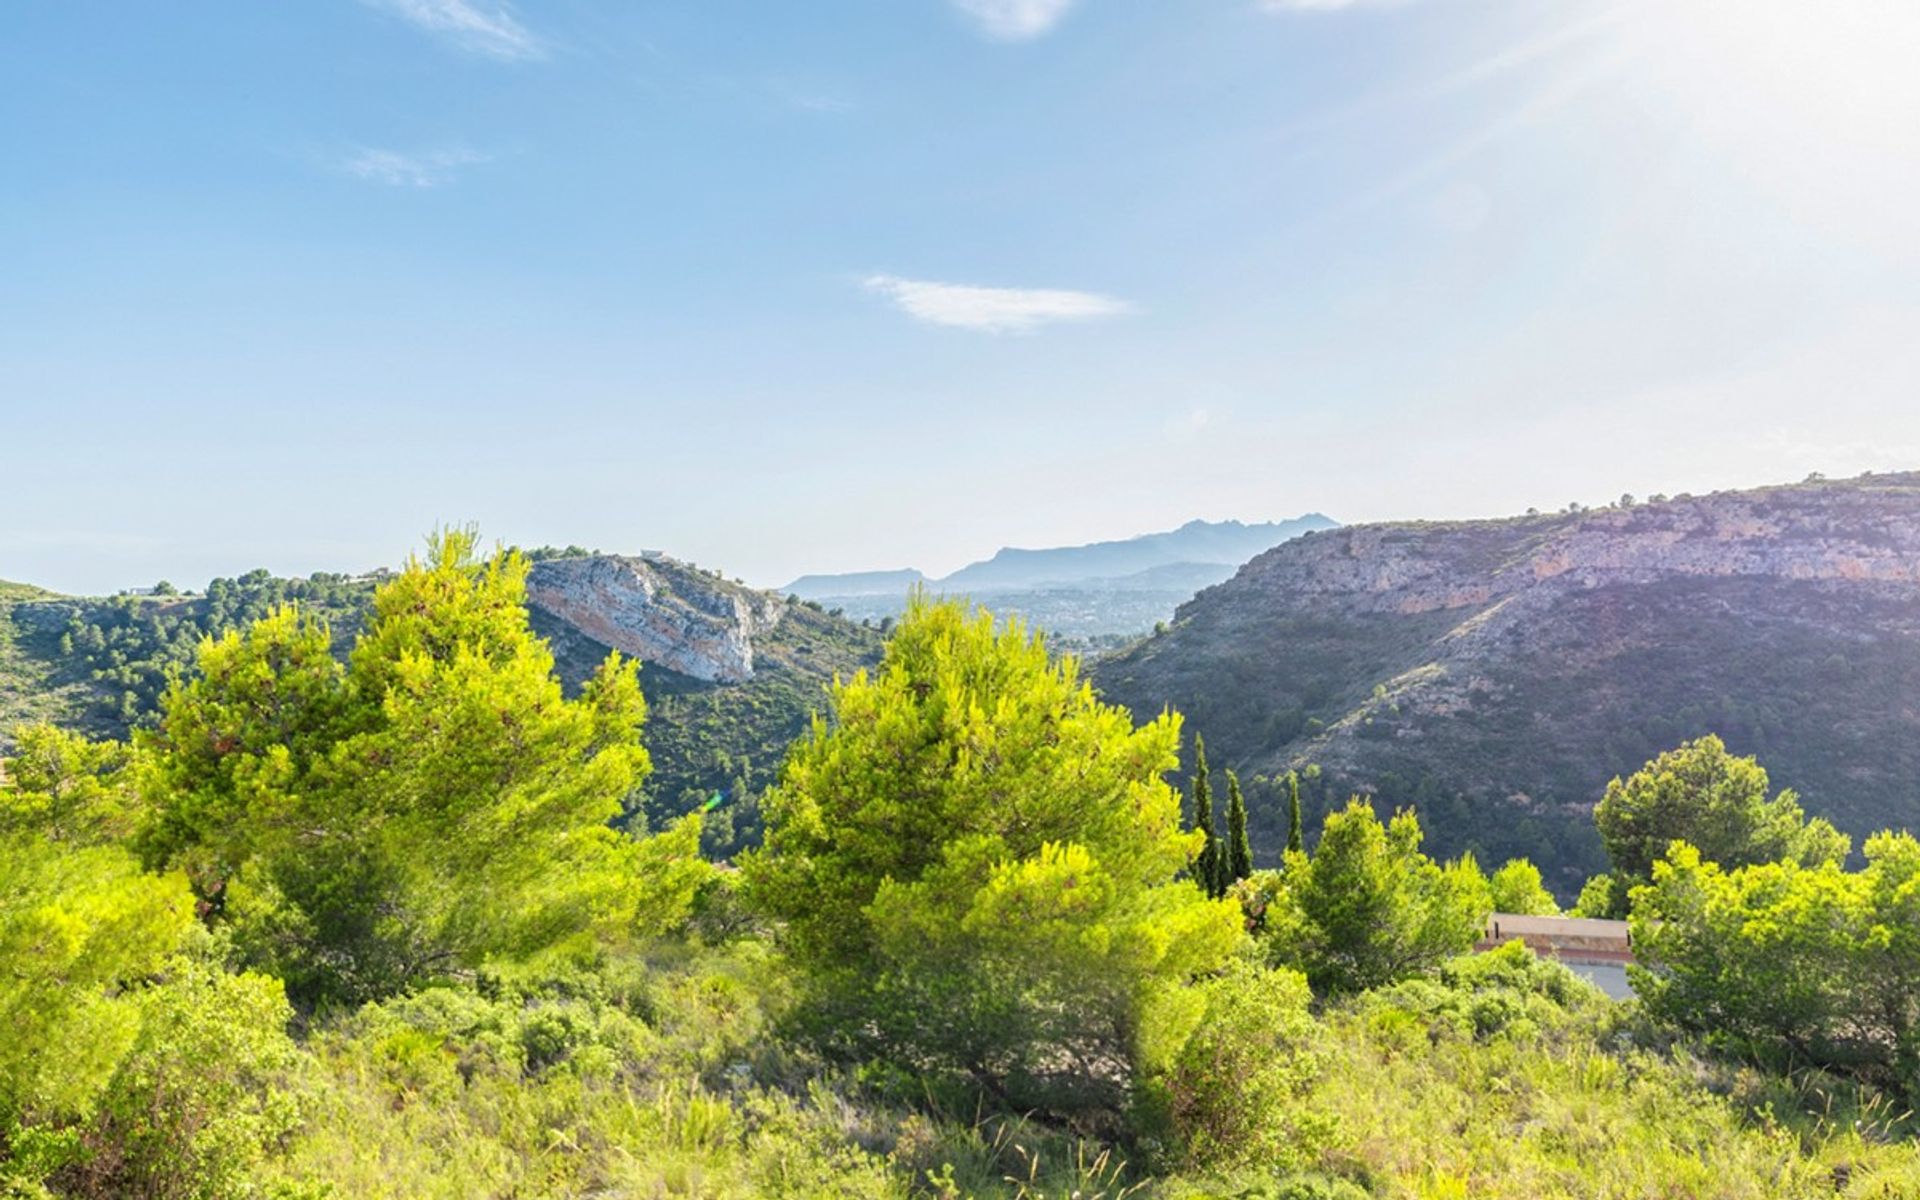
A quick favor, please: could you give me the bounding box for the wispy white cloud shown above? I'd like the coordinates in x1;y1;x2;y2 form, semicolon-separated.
364;0;543;60
951;0;1076;41
864;275;1133;333
341;146;491;187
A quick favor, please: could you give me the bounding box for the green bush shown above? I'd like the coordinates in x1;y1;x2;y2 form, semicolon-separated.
1632;832;1920;1098
1137;961;1331;1171
268;954;899;1200
53;954;300;1200
1262;801;1490;993
748;597;1242;1120
1368;940;1591;1043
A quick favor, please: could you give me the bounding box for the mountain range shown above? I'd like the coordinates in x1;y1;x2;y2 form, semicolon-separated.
785;515;1339;641
12;479;1920;883
788;516;1338;595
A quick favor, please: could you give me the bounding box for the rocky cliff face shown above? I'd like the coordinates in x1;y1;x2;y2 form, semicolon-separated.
1246;483;1920;616
523;552;882;851
1094;474;1920;882
526;555;788;685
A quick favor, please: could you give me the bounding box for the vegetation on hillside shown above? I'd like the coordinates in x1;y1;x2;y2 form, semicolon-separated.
611;598;881;856
1591;734;1849;914
1094;474;1920;888
4;553;1919;1197
0;558;880;856
0;571;373;739
746;598;1243;1123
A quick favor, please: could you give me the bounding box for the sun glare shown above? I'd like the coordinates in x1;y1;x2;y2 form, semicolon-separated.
1612;0;1920;253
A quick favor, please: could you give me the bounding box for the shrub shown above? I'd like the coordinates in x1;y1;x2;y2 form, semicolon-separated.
55;954;300;1200
1488;858;1559;915
1138;961;1331;1171
1369;940;1592;1043
1631;833;1920;1098
1594;736;1849;911
1263;802;1490;993
748;597;1242;1119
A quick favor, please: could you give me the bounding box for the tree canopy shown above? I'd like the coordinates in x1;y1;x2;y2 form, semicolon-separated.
1632;832;1920;1093
746;595;1243;1117
0;725;298;1194
137;529;707;1005
1263;800;1491;993
1488;858;1559;916
1594;736;1848;911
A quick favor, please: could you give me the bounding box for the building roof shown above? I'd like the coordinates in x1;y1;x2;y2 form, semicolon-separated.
1478;912;1633;965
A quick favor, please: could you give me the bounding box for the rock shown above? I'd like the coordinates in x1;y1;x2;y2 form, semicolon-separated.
1232;485;1920;616
525;555;787;685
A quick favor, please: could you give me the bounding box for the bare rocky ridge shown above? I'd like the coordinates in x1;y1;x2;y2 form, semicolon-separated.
1253;485;1920;613
526;555;788;685
1093;474;1920;881
521;553;882;846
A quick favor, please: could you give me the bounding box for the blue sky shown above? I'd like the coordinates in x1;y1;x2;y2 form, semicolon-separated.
4;0;1918;594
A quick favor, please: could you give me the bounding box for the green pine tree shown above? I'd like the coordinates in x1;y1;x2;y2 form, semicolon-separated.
1192;735;1218;895
1226;769;1253;886
747;596;1242;1116
1286;770;1305;856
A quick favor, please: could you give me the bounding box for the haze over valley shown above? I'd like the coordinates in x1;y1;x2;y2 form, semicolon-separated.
784;514;1337;642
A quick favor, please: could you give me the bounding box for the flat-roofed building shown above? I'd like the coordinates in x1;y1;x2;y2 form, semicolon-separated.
1477;913;1634;1000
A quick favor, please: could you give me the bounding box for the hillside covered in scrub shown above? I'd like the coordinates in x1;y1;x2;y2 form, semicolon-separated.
0;550;879;851
1093;473;1920;884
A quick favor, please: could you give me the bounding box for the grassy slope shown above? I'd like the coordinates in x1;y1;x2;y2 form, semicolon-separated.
250;940;1920;1199
0;589;100;740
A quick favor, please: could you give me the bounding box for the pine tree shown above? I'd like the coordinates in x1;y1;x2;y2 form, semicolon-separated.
1286;770;1305;856
1192;735;1218;896
138;530;709;1006
748;596;1242;1116
1226;769;1253;886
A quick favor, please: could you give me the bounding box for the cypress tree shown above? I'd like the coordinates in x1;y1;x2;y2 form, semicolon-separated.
1286;771;1305;856
1225;770;1252;886
1191;735;1218;895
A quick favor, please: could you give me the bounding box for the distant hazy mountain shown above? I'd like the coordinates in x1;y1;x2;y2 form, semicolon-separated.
785;516;1338;600
781;516;1340;644
1087;561;1246;594
784;568;928;598
937;516;1338;592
